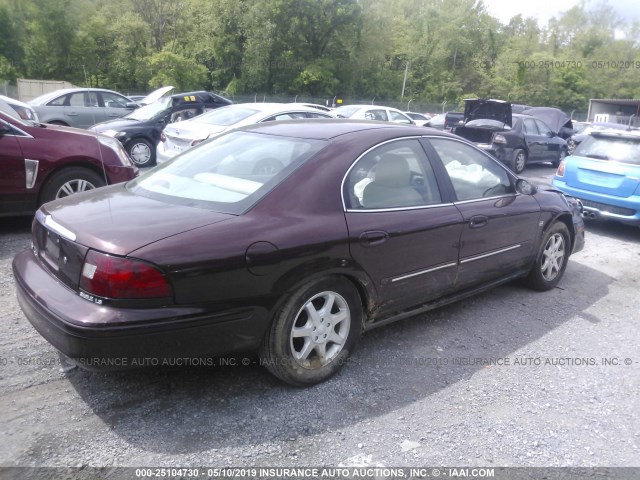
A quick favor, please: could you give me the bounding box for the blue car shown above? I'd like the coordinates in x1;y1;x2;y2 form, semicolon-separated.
552;130;640;226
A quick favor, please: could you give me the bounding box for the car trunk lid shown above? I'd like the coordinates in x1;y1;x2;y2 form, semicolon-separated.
463;98;512;127
564;156;640;197
34;184;233;290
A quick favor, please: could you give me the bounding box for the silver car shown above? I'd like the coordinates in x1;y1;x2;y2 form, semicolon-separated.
29;88;138;128
156;103;335;164
333;105;415;124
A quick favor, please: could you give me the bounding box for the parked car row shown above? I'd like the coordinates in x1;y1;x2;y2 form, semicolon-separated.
452;99;568;174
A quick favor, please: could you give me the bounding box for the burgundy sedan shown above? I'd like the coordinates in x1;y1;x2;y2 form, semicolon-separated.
0;110;137;216
13;120;585;386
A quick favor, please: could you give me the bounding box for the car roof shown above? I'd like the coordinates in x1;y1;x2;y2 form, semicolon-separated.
218;103;334;115
170;91;231;103
590;129;640;139
234;118;455;140
29;88;130;105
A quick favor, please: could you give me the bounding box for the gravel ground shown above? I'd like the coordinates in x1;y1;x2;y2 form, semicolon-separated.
0;165;638;475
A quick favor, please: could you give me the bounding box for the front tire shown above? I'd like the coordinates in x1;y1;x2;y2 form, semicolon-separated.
260;276;362;386
510;149;527;174
127;138;155;167
524;221;570;291
40;167;105;204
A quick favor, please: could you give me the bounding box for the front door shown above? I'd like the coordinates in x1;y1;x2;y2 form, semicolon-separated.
427;137;541;290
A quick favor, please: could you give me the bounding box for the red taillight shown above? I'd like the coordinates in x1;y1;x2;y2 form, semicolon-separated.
492;133;507;144
80;250;171;299
556;161;566;177
160;131;166;142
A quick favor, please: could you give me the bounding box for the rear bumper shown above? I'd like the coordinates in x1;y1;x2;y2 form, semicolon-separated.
12;249;270;370
155;142;177;165
552;180;640;226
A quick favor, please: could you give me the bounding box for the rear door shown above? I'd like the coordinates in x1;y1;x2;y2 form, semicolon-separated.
522;117;543;161
344;138;463;315
64;91;105;127
427;137;541;290
535;119;562;161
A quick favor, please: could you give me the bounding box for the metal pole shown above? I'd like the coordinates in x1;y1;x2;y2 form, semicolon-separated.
401;61;409;99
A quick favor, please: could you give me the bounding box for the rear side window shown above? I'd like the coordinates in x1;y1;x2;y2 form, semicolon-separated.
523;118;539;135
344;139;442;210
364;109;389;121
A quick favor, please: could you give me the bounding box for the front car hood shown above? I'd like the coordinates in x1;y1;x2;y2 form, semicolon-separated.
464;98;512;127
91;118;140;132
138;86;175;105
524;107;572;133
40;183;233;255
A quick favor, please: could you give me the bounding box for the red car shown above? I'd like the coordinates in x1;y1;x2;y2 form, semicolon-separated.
13;121;584;386
0;110;138;217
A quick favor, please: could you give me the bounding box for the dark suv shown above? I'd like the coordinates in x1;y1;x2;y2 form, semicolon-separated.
0;110;137;217
91;90;232;167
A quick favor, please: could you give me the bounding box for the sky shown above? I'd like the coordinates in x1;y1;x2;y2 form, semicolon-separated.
482;0;640;27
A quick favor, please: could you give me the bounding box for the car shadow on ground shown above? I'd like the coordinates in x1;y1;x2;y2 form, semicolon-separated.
63;261;613;455
0;216;33;262
583;219;640;243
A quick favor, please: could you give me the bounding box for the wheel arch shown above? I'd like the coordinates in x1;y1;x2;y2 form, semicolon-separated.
37;162;107;206
266;265;378;334
542;212;576;252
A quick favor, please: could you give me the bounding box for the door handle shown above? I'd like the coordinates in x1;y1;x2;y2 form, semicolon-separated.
359;231;389;247
67;111;78;116
469;215;489;228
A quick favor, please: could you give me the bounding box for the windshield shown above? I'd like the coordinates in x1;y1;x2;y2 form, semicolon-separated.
191;106;259;126
333;106;360;118
574;135;640;165
129;131;327;214
125;96;172;121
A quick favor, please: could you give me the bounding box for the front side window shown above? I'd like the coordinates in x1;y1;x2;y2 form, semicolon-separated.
429;138;514;201
130;131;327;214
102;92;130;108
344;139;442;210
535;119;553;136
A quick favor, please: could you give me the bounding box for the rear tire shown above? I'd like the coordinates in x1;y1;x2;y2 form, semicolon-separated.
524;221;570;291
40;167;105;204
551;148;566;168
260;276;362;386
510;149;527;174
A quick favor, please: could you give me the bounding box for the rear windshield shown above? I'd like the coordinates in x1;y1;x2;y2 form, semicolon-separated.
191;106;259;126
333;106;360;118
574;135;640;165
129;131;327;214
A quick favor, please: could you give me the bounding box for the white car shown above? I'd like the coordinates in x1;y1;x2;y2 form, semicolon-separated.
0;95;39;122
405;111;431;126
156;103;335;164
333;105;415;124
